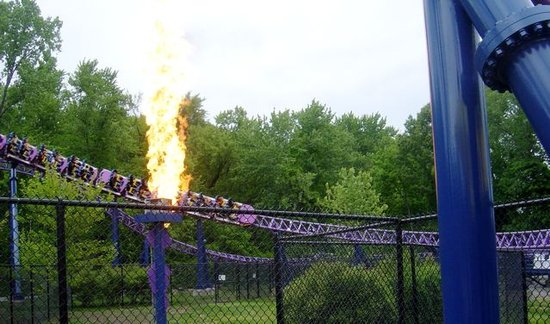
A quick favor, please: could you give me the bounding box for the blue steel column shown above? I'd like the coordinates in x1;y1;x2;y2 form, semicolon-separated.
110;214;122;266
351;244;365;266
152;223;168;324
9;163;23;300
458;0;550;154
195;219;211;289
140;239;151;267
424;0;499;323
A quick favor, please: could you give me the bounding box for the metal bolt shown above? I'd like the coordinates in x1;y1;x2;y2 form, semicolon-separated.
483;68;495;80
533;23;543;34
505;37;517;48
518;29;529;40
495;47;505;58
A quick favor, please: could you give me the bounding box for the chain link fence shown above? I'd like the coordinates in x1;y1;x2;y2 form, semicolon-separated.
1;197;550;323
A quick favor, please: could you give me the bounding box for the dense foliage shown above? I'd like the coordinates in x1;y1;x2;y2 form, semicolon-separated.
1;0;550;264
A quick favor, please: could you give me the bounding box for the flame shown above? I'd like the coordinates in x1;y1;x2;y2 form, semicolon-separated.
143;1;191;203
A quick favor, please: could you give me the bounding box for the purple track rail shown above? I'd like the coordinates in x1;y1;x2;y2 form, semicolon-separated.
107;208;271;263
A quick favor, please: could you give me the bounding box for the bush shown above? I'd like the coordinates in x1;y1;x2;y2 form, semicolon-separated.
70;264;149;307
284;256;442;324
284;262;395;323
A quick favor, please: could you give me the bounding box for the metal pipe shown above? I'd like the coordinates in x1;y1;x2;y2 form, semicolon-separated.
458;0;532;36
424;0;499;322
459;0;550;154
56;204;69;324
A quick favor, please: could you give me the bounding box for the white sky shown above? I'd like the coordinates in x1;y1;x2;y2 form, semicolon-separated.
36;0;431;130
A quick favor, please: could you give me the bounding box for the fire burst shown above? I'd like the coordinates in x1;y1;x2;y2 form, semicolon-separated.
143;0;191;203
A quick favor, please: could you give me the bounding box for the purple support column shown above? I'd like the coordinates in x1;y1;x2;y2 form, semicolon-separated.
110;213;122;267
136;212;182;324
9;163;23;300
195;220;211;289
424;0;499;322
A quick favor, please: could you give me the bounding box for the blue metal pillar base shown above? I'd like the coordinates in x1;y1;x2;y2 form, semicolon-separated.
424;0;499;322
9;163;23;300
136;212;182;324
110;212;122;267
196;219;211;289
351;244;366;266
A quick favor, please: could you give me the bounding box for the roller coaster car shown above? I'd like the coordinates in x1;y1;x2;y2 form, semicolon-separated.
97;169;129;194
189;192;205;206
49;151;69;174
138;180;152;200
236;204;256;225
4;134;38;164
126;175;150;200
67;156;83;178
35;145;51;168
0;134;6;152
77;161;99;183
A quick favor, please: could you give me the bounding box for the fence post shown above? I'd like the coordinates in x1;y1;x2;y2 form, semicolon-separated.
56;203;68;324
47;270;51;322
214;261;219;304
9;265;14;324
396;220;405;324
120;265;125;306
246;263;250;299
409;246;419;324
235;263;241;299
521;252;528;324
256;262;260;298
273;232;285;324
30;265;35;324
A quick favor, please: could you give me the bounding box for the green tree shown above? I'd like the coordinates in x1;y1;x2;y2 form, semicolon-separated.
3;54;63;141
0;0;61;121
60;59;139;172
394;105;436;214
288;101;355;208
486;90;550;230
336;112;397;170
322;167;387;215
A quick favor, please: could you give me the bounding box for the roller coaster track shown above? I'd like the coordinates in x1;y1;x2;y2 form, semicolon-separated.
107;208;271;263
2;132;550;252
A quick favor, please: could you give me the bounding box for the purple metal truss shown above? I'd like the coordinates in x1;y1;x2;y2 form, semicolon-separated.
111;205;549;250
0;158;35;176
256;215;550;249
107;208;271;263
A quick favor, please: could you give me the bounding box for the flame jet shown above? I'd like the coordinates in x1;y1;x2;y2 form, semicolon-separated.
142;1;191;203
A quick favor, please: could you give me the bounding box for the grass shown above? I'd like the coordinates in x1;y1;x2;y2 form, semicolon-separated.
68;298;276;323
529;297;550;323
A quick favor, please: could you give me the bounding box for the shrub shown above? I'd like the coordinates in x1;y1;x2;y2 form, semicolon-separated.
284;256;442;324
284;262;395;323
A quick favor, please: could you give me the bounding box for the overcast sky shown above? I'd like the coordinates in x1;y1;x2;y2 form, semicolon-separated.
36;0;431;130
